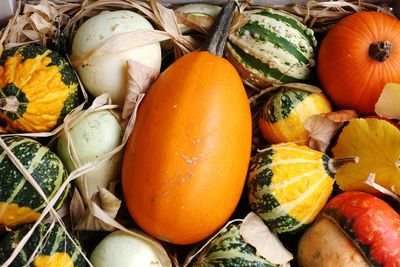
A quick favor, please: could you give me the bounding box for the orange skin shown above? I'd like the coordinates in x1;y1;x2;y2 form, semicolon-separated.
122;51;252;245
324;191;400;267
317;12;400;114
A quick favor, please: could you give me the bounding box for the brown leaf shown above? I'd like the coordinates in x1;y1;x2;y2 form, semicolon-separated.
323;110;358;122
305;110;358;152
72;188;122;231
30;13;53;34
122;60;159;120
23;4;52;18
239;213;293;265
69;188;86;227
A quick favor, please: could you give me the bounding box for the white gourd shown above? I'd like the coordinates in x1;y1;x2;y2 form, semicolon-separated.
90;230;172;267
71;10;162;105
56;110;123;204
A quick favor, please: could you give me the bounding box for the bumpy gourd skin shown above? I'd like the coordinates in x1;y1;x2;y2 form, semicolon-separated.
0;136;70;228
258;88;332;144
192;224;276;267
0;45;79;132
248;143;334;233
0;223;87;267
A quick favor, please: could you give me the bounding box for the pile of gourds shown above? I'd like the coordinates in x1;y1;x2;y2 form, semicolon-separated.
0;1;399;267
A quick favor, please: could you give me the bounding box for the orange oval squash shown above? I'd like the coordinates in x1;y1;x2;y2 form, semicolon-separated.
122;51;252;245
317;11;400;114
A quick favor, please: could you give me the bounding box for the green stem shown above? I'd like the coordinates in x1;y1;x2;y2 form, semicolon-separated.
201;1;237;57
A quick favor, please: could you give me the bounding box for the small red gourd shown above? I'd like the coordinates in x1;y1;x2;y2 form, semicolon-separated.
122;2;252;245
317;11;400;114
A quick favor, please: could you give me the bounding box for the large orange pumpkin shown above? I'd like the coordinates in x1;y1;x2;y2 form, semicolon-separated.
317;11;400;114
122;2;252;245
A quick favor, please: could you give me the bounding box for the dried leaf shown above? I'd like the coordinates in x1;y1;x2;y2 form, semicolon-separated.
150;0;197;58
96;188;121;218
375;83;400;120
21;30;41;40
73;188;122;231
305;110;358;152
333;118;400;195
69;188;86;227
122;60;159;120
239;213;293;265
23;4;52;18
365;173;400;202
30;13;53;34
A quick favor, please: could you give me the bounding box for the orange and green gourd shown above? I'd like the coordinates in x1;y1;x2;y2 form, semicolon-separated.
258;87;332;145
0;45;79;132
247;143;354;233
0;136;70;228
0;223;86;267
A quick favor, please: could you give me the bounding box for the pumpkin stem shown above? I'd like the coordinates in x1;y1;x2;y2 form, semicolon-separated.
0;96;20;113
201;1;237;56
369;41;392;62
328;157;359;173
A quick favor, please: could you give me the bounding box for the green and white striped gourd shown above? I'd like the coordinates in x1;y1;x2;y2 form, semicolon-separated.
191;223;276;267
0;223;86;267
0;136;69;228
247;143;334;233
225;8;317;87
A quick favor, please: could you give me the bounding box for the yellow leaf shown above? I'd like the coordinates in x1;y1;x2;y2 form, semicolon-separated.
375;83;400;120
333;118;400;194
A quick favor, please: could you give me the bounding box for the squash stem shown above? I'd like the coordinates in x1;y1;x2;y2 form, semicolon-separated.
0;96;20;113
201;1;237;57
369;41;392;62
329;157;359;173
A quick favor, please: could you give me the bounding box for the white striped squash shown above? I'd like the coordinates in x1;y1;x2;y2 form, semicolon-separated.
0;136;69;228
0;223;86;266
247;143;334;233
225;8;317;87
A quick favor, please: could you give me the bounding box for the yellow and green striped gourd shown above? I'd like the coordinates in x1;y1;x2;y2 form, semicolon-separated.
259;87;332;144
247;143;334;233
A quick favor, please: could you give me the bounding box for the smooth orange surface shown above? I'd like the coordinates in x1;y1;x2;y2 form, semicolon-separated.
317;12;400;114
122;51;252;245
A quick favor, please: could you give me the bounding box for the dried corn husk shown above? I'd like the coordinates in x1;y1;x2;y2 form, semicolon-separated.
0;1;397;266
